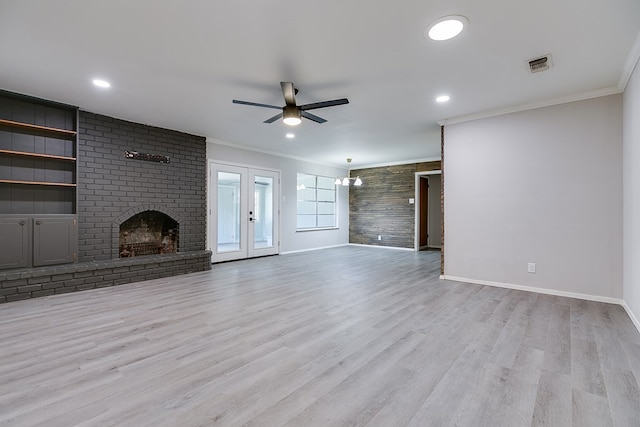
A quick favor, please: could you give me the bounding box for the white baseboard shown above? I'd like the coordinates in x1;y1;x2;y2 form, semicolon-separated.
441;275;624;305
348;243;414;251
622;301;640;335
280;244;348;255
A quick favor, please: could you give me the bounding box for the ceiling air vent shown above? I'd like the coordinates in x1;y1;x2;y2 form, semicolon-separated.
528;54;552;73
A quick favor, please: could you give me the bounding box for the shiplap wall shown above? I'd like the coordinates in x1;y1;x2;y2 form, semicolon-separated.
349;161;440;248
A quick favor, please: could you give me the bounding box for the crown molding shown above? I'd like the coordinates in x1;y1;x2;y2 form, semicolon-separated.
356;156;442;170
439;86;622;127
206;138;339;168
208;138;441;170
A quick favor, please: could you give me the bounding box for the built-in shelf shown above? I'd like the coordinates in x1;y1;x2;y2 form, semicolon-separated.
0;92;78;270
0;118;77;139
0;179;76;187
0;149;76;161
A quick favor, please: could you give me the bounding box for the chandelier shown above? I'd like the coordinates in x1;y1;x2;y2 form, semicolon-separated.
335;158;362;186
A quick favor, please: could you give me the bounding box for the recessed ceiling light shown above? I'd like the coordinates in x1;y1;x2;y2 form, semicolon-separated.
286;133;295;139
92;79;111;88
436;95;450;103
426;15;468;41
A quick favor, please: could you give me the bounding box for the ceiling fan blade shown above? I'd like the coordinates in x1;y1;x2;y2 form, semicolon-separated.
263;112;284;123
299;98;349;111
232;99;282;110
280;82;297;107
301;111;327;123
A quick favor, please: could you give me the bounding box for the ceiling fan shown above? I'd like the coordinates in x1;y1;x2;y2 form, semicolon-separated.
232;82;349;126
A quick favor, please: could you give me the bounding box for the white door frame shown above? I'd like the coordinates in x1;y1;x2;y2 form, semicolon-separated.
414;170;441;251
208;160;281;262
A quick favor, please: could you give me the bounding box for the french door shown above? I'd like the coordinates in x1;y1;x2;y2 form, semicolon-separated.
209;162;279;262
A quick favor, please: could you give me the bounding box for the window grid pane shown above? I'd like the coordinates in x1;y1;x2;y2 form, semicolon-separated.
297;173;336;229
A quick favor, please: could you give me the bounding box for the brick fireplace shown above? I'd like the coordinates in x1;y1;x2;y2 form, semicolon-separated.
78;112;207;261
0;109;211;303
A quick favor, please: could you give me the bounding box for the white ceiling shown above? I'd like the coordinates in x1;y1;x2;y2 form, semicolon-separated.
1;0;639;168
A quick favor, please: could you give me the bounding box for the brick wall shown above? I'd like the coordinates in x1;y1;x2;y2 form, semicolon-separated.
0;252;211;303
77;112;207;261
349;161;441;248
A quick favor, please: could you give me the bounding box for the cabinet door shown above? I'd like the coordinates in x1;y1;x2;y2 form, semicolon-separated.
33;216;77;267
0;217;29;269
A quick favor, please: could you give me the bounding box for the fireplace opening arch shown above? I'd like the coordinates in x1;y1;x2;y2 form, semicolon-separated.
115;208;181;258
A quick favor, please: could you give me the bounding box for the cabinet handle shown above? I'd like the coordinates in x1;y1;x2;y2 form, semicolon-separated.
19;220;25;226
35;220;41;225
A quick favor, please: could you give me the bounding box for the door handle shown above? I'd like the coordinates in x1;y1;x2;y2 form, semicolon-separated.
249;217;253;222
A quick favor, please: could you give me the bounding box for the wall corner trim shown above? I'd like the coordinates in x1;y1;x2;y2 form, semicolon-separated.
619;29;640;91
622;300;640;335
441;275;624;306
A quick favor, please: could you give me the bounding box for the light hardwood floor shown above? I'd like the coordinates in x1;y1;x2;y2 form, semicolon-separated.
1;246;639;426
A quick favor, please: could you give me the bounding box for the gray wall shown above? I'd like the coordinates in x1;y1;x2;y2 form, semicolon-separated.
444;94;623;299
78;112;207;261
206;140;349;254
623;61;640;325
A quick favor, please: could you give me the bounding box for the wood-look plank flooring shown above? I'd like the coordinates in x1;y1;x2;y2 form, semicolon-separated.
1;246;639;426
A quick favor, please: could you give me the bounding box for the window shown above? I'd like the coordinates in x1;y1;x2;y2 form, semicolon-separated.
297;173;336;229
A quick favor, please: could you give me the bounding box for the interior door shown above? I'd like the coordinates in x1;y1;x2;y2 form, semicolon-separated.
209;163;279;262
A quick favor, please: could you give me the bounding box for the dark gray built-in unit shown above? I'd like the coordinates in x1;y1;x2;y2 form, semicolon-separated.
0;91;78;269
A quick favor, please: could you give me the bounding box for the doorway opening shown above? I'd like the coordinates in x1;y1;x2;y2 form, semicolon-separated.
414;170;442;251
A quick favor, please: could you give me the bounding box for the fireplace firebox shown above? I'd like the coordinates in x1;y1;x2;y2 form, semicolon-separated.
119;210;178;257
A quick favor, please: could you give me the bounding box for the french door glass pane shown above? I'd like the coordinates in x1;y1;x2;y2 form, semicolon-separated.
217;171;241;253
253;175;273;249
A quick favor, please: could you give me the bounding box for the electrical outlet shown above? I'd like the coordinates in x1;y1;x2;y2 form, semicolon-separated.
527;263;536;273
377;235;382;241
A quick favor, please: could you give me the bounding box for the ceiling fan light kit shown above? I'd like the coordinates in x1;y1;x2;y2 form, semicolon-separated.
233;82;349;126
283;107;302;126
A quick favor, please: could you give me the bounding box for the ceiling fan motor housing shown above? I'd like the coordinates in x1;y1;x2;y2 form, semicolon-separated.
283;105;301;119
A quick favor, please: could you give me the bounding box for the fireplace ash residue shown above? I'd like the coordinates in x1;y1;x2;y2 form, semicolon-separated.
119;211;178;257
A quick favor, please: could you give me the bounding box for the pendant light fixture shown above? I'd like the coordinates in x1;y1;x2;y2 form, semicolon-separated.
335;158;362;186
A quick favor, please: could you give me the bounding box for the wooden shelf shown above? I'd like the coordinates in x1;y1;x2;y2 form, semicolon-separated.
0;149;75;161
0;179;76;187
0;118;77;139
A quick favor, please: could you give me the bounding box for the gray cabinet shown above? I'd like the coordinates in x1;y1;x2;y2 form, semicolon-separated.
33;216;77;266
0;217;29;269
0;215;76;270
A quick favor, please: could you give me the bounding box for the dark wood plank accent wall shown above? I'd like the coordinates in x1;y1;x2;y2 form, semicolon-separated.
349;161;441;248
